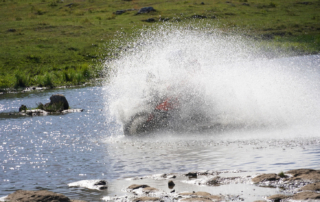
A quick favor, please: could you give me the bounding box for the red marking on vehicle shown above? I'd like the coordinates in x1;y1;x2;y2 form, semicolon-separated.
156;98;174;111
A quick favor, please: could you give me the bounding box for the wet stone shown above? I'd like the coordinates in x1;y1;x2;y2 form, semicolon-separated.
185;171;198;178
142;187;159;194
300;182;320;191
252;173;279;183
94;180;107;186
168;180;175;188
132;197;161;202
286;169;320;181
291;192;320;200
267;194;289;201
128;184;150;190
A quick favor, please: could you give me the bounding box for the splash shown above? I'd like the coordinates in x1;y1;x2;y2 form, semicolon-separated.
103;23;320;136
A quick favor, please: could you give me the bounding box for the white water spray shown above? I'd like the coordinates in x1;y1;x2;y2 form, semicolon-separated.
104;23;320;136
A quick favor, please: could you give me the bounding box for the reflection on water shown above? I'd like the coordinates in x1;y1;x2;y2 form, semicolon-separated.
0;79;320;201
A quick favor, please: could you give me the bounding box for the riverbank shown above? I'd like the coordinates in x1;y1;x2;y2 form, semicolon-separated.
3;168;320;201
1;0;319;89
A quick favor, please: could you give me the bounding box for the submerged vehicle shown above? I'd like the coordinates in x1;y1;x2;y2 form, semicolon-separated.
123;97;179;135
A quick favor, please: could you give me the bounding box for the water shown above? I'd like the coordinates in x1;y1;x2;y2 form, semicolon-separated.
1;25;320;201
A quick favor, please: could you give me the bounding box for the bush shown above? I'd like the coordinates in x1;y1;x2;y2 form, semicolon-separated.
14;73;29;88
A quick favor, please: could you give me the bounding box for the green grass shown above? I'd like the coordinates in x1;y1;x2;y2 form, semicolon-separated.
0;0;319;89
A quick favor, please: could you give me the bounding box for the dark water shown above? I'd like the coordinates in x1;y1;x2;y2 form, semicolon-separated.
1;55;320;201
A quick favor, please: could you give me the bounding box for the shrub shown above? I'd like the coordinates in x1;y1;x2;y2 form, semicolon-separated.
14;73;29;88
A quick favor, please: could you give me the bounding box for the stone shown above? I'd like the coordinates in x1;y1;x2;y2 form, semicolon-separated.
300;182;320;191
6;190;71;202
115;10;126;15
94;180;107;186
267;194;289;201
137;7;155;14
50;94;69;110
205;176;221;185
142;187;159;194
7;29;16;32
180;198;213;202
168;180;175;188
143;18;155;22
185;171;197;178
132;197;161;202
19;105;27;112
179;191;222;201
291;192;320;200
128;184;150;190
252;173;279;183
286;169;320;181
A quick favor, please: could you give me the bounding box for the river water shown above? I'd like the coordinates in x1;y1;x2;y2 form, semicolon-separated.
1;25;320;200
1;55;320;202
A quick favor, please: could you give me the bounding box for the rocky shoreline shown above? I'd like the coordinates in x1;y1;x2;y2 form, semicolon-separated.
3;168;320;202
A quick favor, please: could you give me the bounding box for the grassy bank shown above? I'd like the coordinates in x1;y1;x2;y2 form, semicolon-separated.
1;0;319;89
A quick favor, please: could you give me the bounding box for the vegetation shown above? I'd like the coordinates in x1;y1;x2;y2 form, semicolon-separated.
0;0;319;89
278;171;287;178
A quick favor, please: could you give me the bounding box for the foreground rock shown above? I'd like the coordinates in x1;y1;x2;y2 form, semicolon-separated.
5;190;85;202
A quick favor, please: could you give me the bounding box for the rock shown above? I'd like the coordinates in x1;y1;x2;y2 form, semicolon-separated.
142;187;159;194
179;191;222;201
115;10;126;15
128;184;150;190
137;7;155;14
252;173;279;183
242;3;250;6
267;194;289;201
201;2;205;5
19;105;27;112
6;190;71;202
26;109;48;116
50;94;69;110
143;18;155;22
132;197;161;202
185;171;197;178
286;169;320;181
168;180;175;188
180;198;213;202
7;29;16;32
291;192;320;200
94;180;107;186
205;176;221;185
300;182;320;191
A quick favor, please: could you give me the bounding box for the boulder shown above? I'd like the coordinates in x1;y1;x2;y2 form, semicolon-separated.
132;197;161;202
252;173;279;183
50;94;69;110
286;169;320;181
6;190;71;202
137;7;155;14
128;184;150;190
41;94;69;112
267;194;289;201
300;182;320;191
291;192;320;200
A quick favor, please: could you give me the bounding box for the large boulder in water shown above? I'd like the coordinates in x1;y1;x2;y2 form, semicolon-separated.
50;94;69;110
42;94;69;112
